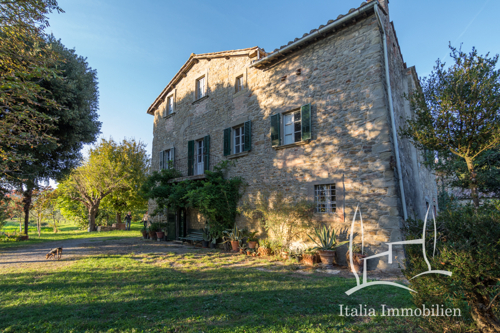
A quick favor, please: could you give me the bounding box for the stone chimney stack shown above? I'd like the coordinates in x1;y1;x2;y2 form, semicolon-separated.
378;0;389;17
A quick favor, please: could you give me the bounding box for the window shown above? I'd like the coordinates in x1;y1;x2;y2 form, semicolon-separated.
235;75;244;92
270;104;311;147
315;184;336;214
166;95;174;115
284;110;301;145
195;139;204;175
159;149;174;170
233;126;245;154
224;121;252;156
196;76;205;100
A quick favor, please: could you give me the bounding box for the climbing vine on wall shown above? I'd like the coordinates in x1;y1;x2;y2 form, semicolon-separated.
140;161;244;232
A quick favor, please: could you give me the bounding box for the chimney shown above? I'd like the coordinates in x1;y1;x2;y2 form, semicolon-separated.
378;0;389;17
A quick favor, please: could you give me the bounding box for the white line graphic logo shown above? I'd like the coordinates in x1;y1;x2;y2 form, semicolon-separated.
345;204;452;295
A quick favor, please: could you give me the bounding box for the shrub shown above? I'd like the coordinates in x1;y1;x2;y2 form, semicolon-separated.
402;204;500;332
242;191;314;249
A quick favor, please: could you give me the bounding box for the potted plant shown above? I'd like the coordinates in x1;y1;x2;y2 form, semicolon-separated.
246;231;258;249
140;226;148;239
301;248;318;266
223;224;244;252
149;223;160;240
246;248;255;256
156;224;165;240
202;228;210;248
308;225;348;266
258;239;272;256
209;230;220;249
346;244;367;273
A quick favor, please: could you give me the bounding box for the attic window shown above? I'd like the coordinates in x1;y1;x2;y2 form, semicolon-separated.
235;75;244;92
196;76;206;100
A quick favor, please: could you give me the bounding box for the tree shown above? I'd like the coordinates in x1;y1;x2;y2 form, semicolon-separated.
100;139;149;224
401;46;500;207
6;36;101;235
44;188;63;233
58;139;147;232
29;186;52;237
0;0;64;174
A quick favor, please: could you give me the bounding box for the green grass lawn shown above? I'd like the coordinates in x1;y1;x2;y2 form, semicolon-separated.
0;251;425;333
0;220;141;250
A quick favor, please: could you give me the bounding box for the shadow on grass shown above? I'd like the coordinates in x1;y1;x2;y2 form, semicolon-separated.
0;254;419;333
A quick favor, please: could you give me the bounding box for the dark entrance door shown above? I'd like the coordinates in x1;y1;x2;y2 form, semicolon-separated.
177;208;187;239
166;210;176;241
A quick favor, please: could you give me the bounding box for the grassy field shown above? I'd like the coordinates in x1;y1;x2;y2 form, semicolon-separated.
0;220;141;250
0;249;425;333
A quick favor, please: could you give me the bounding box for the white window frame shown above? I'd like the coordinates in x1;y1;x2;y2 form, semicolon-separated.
233;125;245;154
283;110;301;145
161;149;174;170
314;184;336;214
166;95;174;115
235;75;244;93
196;76;206;100
194;139;204;175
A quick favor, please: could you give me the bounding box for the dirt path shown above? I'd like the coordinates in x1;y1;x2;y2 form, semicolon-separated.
0;236;197;269
0;237;408;283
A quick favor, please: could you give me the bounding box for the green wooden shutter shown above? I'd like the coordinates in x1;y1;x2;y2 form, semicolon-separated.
244;120;251;152
203;135;210;172
301;103;311;141
159;150;164;170
187;140;194;176
270;113;281;146
223;128;231;156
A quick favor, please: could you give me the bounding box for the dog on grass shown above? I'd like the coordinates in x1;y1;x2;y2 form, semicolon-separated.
45;247;63;260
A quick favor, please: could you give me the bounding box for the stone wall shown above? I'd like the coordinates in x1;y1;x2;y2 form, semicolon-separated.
148;10;436;271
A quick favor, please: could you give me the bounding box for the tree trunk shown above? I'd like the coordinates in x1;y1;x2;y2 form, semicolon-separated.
88;206;97;232
466;158;480;208
116;212;122;224
37;216;41;237
22;187;33;236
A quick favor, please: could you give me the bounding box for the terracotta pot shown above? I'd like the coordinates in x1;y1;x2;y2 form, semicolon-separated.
247;251;251;256
141;231;148;239
258;247;271;256
231;240;239;251
301;254;316;266
156;231;165;240
318;250;336;265
149;231;157;240
252;253;256;257
346;253;366;273
239;248;245;254
248;241;257;249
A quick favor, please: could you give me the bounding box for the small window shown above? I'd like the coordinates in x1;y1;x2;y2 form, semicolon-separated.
166;96;174;115
233;126;245;154
161;149;173;170
283;110;301;145
315;184;336;214
235;75;244;92
194;139;204;175
196;76;205;100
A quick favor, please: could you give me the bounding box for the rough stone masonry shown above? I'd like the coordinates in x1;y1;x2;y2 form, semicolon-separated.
146;0;438;271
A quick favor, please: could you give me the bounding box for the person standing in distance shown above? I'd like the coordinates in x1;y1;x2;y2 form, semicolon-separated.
124;211;132;231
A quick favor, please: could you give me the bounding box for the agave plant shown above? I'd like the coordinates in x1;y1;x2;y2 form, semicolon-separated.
202;228;211;242
223;224;244;242
308;225;348;251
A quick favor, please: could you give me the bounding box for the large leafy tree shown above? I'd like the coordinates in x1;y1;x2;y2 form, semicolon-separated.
401;46;500;207
101;139;149;224
8;36;101;235
0;0;63;174
59;139;148;232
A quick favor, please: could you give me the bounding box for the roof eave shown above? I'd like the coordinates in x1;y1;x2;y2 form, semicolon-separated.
251;1;378;69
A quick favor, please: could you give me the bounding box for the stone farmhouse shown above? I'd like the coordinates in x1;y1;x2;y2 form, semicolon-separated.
146;0;437;270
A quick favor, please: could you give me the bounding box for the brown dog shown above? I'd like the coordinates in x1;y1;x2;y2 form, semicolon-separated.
45;247;63;260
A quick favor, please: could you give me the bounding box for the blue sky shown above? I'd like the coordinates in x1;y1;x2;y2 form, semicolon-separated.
47;0;500;157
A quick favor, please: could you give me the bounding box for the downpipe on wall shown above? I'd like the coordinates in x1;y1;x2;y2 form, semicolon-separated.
374;4;408;221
